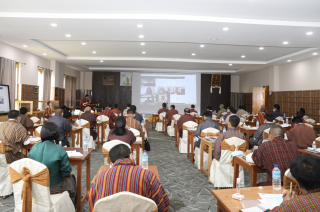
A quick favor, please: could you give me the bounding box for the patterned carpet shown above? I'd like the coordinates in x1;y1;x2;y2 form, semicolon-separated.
0;125;266;212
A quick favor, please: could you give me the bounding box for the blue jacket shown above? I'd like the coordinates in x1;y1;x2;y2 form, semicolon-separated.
134;112;144;123
194;118;220;148
48;114;72;146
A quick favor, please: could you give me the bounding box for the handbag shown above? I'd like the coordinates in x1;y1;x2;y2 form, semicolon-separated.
144;139;151;151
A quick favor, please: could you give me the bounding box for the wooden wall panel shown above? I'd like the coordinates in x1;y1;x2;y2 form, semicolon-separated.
243;93;253;113
21;84;38;111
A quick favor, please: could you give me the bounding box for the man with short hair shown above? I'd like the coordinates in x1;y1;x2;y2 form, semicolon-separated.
236;105;247;117
177;108;196;138
206;106;212;111
194;111;220;148
190;104;197;114
101;104;117;129
246;125;300;186
60;105;72;118
80;106;97;140
224;106;238;125
158;102;169;114
253;108;266;126
261;105;268;114
126;109;143;136
286;117;318;149
215;104;227;119
271;104;282;119
130;105;143;123
48;107;72;147
123;103;131;115
213;115;246;160
80;95;90;111
165;105;178;126
0;110;31;163
265;155;320;212
249;113;275;148
111;103;121;116
19;107;34;128
88;144;170;212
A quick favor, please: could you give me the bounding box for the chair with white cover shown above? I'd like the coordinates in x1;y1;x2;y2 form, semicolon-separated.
221;112;227;116
240;117;246;123
209;137;246;188
51;113;55;117
315;137;320;148
155;112;166;132
167;114;181;137
0;140;13;197
9;158;75;212
97;115;110;141
35;126;42;137
179;121;198;154
194;128;220;170
283;169;302;195
190;112;197;117
93;191;157;212
75;119;95;150
274;117;284;124
128;128;143;165
263;128;271;140
306;118;315;124
305;123;314;129
303;115;309;120
30;117;41;124
102;140;131;165
79;111;84;117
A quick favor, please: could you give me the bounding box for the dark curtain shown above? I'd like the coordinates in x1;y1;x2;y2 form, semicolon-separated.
231;93;244;110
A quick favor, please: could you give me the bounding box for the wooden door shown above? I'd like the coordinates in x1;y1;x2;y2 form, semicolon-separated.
252;87;264;114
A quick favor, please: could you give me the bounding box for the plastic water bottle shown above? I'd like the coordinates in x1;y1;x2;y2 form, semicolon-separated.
284;113;286;118
41;117;44;125
95;109;97;114
84;136;89;152
223;127;226;133
272;164;281;190
124;111;127;116
143;113;145;120
286;118;288;124
291;115;294;120
59;141;62;146
100;115;102;122
252;111;254;115
214;110;216;113
312;141;316;149
142;150;148;169
236;178;241;195
256;121;259;128
119;113;122;116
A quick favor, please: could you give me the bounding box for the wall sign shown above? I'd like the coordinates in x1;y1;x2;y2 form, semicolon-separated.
103;76;115;85
120;72;132;86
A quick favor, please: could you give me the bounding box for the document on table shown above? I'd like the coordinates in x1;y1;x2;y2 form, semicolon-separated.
240;193;283;211
67;150;84;157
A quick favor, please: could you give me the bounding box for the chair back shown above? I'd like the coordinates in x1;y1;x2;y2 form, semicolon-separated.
275;117;284;124
263;128;271;140
303;115;309;120
30;117;40;124
182;121;198;138
91;110;94;114
221;112;227;116
9;158;53;212
159;112;166;121
305;123;314;129
93;191;158;212
0;140;13;196
283;169;302;195
35;126;42;137
128;128;141;137
240;117;246;123
306;119;315;124
173;114;181;121
220;137;246;164
102;140;131;165
200;128;220;137
190;112;197;117
79;111;84;116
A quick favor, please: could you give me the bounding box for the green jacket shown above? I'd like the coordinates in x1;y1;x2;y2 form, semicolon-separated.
29;140;72;186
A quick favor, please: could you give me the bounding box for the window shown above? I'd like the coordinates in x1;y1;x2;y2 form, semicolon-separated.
15;62;20;101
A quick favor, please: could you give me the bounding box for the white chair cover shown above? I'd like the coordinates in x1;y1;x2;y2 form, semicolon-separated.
93;191;157;212
306;119;315;124
303;115;309;120
0;140;13;196
102;140;131;165
275;117;284;122
75;119;95;150
179;121;198;154
240;118;246;123
155;112;166;132
30;117;40;123
305;123;314;129
51;113;55;117
128;128;143;165
128;128;140;137
97;115;110;141
35;126;42;137
209;137;246;188
9;158;75;212
221;112;227;116
190;112;197;117
91;110;94;114
79;111;84;117
167;114;181;137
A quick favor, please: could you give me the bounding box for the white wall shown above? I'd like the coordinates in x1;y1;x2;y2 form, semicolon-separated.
239;68;269;93
79;72;93;90
59;63;81;89
231;75;240;92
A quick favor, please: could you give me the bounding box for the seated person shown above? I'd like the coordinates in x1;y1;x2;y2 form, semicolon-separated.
44;101;52;119
107;116;136;145
206;106;212;111
19;107;34;128
194;111;220;148
224;107;238;125
253;108;266;126
80;106;97;140
0;110;30;163
111;103;121;116
265;155;320;212
177;108;196;138
157;102;169;116
190;104;197;114
60;105;72;118
246;125;300;186
126;109;143;136
213;115;246;160
101;104;117;129
215;104;227;118
130;105;143;123
123;103;131;115
249;113;275;149
271;104;282;119
261;105;268;114
88;144;170;212
299;108;306;117
47;107;72;147
165;105;179;126
286;117;318;149
236;105;247;117
29;122;77;207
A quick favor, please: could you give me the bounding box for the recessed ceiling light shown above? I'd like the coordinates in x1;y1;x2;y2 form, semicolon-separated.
43;53;47;55
229;64;232;66
241;55;245;58
100;60;103;62
51;23;57;27
23;45;27;47
211;38;219;41
92;51;96;54
306;32;313;35
65;34;71;37
139;35;144;38
142;52;146;54
81;42;86;45
137;24;143;28
287;60;291;62
259;47;264;50
313;52;318;55
192;53;196;56
140;43;145;46
200;45;205;48
223;28;229;31
283;41;289;45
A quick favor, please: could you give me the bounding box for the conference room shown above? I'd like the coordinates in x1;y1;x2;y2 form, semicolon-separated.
1;0;320;212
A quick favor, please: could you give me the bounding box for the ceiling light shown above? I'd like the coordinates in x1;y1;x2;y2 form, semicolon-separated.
81;42;86;45
140;43;145;46
139;35;144;38
229;64;232;66
43;53;47;55
192;53;196;56
200;45;205;48
223;28;229;31
92;51;96;54
142;52;146;54
100;60;103;62
211;38;219;41
306;32;313;35
51;23;57;27
65;34;71;37
283;41;289;45
313;53;318;55
241;55;245;58
137;24;143;28
259;47;264;50
23;45;27;47
287;60;291;62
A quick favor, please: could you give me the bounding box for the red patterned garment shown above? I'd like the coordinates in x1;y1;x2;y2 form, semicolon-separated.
101;108;117;129
80;111;97;140
177;114;196;138
286;124;318;149
253;112;265;126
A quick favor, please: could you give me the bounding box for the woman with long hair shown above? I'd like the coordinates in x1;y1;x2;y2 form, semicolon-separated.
107;116;136;145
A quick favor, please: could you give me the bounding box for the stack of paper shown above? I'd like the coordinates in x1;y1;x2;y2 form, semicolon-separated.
67;150;84;157
240;193;283;212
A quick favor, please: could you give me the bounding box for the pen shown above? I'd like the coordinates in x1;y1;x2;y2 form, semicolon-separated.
290;182;292;197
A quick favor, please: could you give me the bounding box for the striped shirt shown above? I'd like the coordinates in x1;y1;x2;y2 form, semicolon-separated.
265;189;320;212
80;111;97;130
286;124;318;149
101;108;117;129
0;120;29;163
126;116;143;136
253;112;265;126
88;158;170;212
177;114;196;138
253;122;275;146
216;108;227;119
213;127;246;160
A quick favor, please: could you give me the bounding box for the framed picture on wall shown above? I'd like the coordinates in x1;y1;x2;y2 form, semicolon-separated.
34;86;39;94
103;76;115;85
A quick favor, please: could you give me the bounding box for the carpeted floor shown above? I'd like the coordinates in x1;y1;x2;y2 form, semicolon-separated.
0;125;266;212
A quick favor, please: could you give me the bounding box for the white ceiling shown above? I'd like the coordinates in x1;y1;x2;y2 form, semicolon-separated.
0;0;319;74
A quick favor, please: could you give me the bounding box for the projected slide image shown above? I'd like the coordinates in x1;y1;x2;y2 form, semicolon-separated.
141;86;156;95
170;87;185;95
141;78;155;86
0;96;4;104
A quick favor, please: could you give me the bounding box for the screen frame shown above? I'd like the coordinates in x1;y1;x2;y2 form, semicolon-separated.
0;84;11;116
